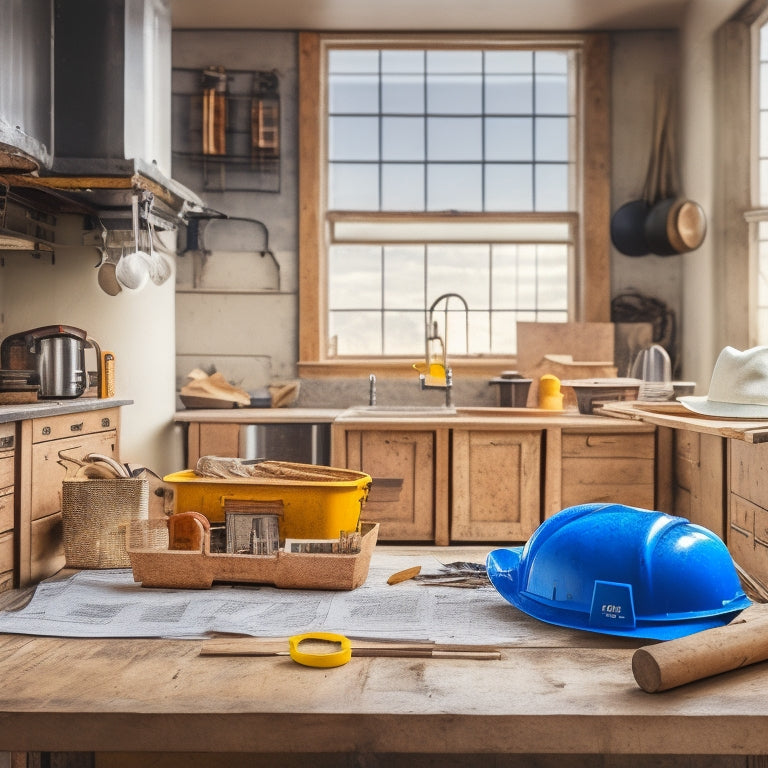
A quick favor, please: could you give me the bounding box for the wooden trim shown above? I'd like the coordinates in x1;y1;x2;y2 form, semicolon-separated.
714;20;754;349
16;420;31;588
580;33;611;322
298;31;323;365
654;425;674;513
433;427;450;546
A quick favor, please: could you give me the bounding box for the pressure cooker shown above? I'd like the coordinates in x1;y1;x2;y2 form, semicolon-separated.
0;324;96;399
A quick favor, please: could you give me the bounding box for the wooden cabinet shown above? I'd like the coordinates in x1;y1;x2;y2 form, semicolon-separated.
17;408;120;585
334;416;655;544
186;422;240;466
544;425;656;517
654;426;726;537
0;423;16;593
336;427;449;543
451;429;542;541
729;439;768;584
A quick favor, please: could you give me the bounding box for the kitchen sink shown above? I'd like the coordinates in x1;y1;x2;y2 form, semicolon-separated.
340;405;458;418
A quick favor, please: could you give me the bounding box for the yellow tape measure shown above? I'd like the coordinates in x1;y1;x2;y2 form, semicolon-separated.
288;632;352;668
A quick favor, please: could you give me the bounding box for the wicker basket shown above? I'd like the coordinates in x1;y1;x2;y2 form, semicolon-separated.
61;478;149;568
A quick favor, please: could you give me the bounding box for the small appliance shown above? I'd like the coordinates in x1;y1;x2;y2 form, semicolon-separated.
0;324;107;399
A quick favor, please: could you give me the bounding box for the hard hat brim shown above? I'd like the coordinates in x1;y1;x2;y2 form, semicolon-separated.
486;546;750;641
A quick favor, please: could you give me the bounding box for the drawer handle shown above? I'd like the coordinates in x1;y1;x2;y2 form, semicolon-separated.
70;422;84;432
0;436;13;449
42;426;51;436
101;417;111;428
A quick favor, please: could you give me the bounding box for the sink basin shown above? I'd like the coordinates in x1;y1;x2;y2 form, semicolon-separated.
340;405;457;418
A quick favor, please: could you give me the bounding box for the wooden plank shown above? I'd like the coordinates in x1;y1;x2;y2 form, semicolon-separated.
433;427;450;546
655;425;674;513
297;31;323;365
17;420;32;587
695;433;726;538
543;426;563;517
581;33;611;322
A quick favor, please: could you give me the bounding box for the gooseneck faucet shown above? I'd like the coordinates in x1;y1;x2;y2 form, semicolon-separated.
419;292;469;408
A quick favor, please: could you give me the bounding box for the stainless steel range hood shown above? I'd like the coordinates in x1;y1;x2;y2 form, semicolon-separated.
0;0;202;251
49;0;202;215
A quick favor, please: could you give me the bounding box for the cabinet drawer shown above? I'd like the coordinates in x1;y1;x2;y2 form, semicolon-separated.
31;408;118;443
562;430;655;459
728;494;768;584
31;431;117;521
0;421;14;452
0;488;12;533
0;529;13;574
0;455;13;490
728;494;759;579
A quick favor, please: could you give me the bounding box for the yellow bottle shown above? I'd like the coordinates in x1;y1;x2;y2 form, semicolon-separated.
539;374;564;411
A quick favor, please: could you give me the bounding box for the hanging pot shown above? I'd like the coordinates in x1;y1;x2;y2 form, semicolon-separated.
610;83;669;258
644;197;707;256
611;80;707;257
610;199;652;256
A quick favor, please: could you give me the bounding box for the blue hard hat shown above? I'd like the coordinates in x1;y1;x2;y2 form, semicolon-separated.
486;502;750;640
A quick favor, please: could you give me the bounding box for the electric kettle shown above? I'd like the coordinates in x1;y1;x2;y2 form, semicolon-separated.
0;324;99;399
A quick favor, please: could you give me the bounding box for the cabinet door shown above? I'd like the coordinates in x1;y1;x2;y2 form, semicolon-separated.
344;429;436;541
555;428;655;512
0;422;15;592
451;429;541;542
672;429;725;537
21;410;119;585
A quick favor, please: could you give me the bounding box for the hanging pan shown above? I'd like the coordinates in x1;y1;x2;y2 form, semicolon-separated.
611;81;707;257
643;82;706;256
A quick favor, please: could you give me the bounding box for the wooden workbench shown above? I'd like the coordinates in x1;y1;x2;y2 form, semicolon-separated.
1;547;768;765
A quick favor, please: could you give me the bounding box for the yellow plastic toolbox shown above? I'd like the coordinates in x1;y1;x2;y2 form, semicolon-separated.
163;461;372;540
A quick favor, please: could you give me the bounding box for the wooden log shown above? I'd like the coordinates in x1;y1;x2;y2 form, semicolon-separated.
632;609;768;692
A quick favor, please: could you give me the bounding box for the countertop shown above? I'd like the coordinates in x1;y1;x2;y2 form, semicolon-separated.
0;546;766;757
174;405;656;429
0;397;132;424
599;401;768;443
173;406;343;423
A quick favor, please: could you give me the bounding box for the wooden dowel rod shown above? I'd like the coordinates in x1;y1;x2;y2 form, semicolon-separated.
632;613;768;693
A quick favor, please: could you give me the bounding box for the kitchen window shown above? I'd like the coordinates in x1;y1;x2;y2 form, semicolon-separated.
298;33;610;375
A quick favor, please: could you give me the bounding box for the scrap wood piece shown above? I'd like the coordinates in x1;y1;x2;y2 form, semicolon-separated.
387;566;421;585
195;456;367;483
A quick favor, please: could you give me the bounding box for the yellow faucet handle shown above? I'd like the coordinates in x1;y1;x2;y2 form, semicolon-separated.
413;361;446;385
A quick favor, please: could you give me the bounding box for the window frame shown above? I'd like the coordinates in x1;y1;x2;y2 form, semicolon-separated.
714;1;768;350
298;32;610;378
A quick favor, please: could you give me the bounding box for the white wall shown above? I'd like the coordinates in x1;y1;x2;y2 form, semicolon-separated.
610;31;682;374
0;215;183;475
678;0;746;393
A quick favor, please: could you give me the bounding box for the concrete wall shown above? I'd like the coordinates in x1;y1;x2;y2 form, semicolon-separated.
171;29;695;400
171;31;299;398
